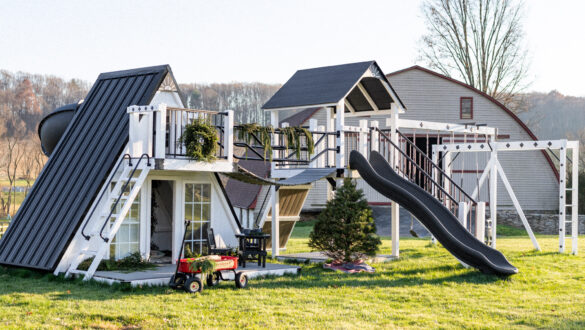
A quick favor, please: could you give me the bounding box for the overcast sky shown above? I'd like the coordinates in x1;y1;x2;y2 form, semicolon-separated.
1;0;583;96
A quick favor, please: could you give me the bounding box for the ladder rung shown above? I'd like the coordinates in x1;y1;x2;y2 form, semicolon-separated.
80;249;98;256
102;212;119;218
68;269;87;275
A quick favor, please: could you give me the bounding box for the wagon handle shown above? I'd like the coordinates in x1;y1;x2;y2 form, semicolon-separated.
173;220;190;276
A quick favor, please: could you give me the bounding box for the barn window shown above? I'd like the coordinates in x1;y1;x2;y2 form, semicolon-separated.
460;97;473;119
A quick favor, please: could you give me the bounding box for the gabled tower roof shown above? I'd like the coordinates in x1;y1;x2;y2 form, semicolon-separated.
0;65;173;271
262;60;405;113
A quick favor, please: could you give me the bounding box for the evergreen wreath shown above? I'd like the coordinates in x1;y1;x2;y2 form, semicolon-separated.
178;118;219;162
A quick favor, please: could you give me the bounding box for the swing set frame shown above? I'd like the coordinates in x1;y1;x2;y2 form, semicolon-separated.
433;139;580;254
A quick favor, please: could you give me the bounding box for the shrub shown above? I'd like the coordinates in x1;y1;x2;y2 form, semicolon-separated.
309;178;381;263
78;252;156;272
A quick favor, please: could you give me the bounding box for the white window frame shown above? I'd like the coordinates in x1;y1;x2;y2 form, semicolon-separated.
182;181;213;256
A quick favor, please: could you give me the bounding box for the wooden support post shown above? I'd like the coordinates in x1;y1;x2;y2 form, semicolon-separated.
458;202;468;228
154;103;167;159
370;121;379;153
270;110;279;173
390;105;400;258
476;202;486;242
271;185;279;257
224;110;234;163
442;152;453;210
281;122;289;169
559;143;567;253
326;107;334;167
489;146;498;248
336;101;345;168
309;119;318;168
571;143;579;254
317;125;325;168
359;119;368;156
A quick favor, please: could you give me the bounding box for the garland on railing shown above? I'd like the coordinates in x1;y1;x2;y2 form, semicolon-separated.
178;118;219;162
280;126;315;158
237;123;275;160
236;124;314;161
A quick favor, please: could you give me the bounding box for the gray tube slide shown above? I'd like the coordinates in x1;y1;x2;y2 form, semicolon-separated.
38;103;77;156
349;150;517;276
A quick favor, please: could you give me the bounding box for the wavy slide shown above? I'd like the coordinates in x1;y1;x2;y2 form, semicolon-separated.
349;150;517;276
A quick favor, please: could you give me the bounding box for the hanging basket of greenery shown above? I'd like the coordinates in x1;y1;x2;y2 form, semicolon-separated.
178;118;219;162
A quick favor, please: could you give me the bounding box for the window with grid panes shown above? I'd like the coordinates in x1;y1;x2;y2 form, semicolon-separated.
184;183;211;255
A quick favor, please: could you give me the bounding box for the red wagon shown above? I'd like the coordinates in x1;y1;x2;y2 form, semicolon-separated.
169;255;248;293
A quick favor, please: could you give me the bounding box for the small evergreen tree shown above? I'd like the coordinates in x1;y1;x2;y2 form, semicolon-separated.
309;178;381;263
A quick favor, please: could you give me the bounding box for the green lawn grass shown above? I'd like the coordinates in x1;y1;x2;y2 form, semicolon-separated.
0;223;584;328
0;179;29;187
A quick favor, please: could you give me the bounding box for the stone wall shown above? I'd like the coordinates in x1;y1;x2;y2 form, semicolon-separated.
496;209;585;235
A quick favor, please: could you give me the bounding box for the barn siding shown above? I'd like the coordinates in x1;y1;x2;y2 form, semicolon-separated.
388;69;558;211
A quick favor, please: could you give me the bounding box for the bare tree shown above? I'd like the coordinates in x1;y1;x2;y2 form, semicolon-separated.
21;135;44;195
419;0;530;112
2;116;26;216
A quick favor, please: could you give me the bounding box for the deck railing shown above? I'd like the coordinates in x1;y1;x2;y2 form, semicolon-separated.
232;126;336;166
165;107;230;160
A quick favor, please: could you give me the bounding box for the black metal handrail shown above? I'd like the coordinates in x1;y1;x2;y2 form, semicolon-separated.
393;129;476;203
375;131;459;206
372;128;477;223
166;109;226;159
99;153;151;242
80;154;133;240
230;127;334;165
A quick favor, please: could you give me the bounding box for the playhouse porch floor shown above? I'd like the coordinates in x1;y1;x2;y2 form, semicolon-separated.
92;262;300;287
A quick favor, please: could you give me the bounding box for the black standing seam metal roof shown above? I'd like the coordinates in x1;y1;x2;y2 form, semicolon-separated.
262;60;405;111
0;65;171;271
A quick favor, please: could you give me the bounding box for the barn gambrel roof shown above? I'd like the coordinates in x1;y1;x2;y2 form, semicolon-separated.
0;65;172;271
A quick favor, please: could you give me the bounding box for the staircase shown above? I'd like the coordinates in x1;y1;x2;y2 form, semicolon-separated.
372;128;477;225
65;154;151;280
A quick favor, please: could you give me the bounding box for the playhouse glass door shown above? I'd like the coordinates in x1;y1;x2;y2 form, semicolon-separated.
110;185;141;260
183;183;211;255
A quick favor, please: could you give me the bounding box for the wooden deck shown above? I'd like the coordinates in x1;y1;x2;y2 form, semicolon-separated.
91;262;300;287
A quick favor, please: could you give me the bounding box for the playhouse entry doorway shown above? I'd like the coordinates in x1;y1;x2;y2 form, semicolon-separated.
150;180;174;263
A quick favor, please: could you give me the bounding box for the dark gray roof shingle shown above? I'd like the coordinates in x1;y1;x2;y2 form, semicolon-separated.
262;61;405;110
